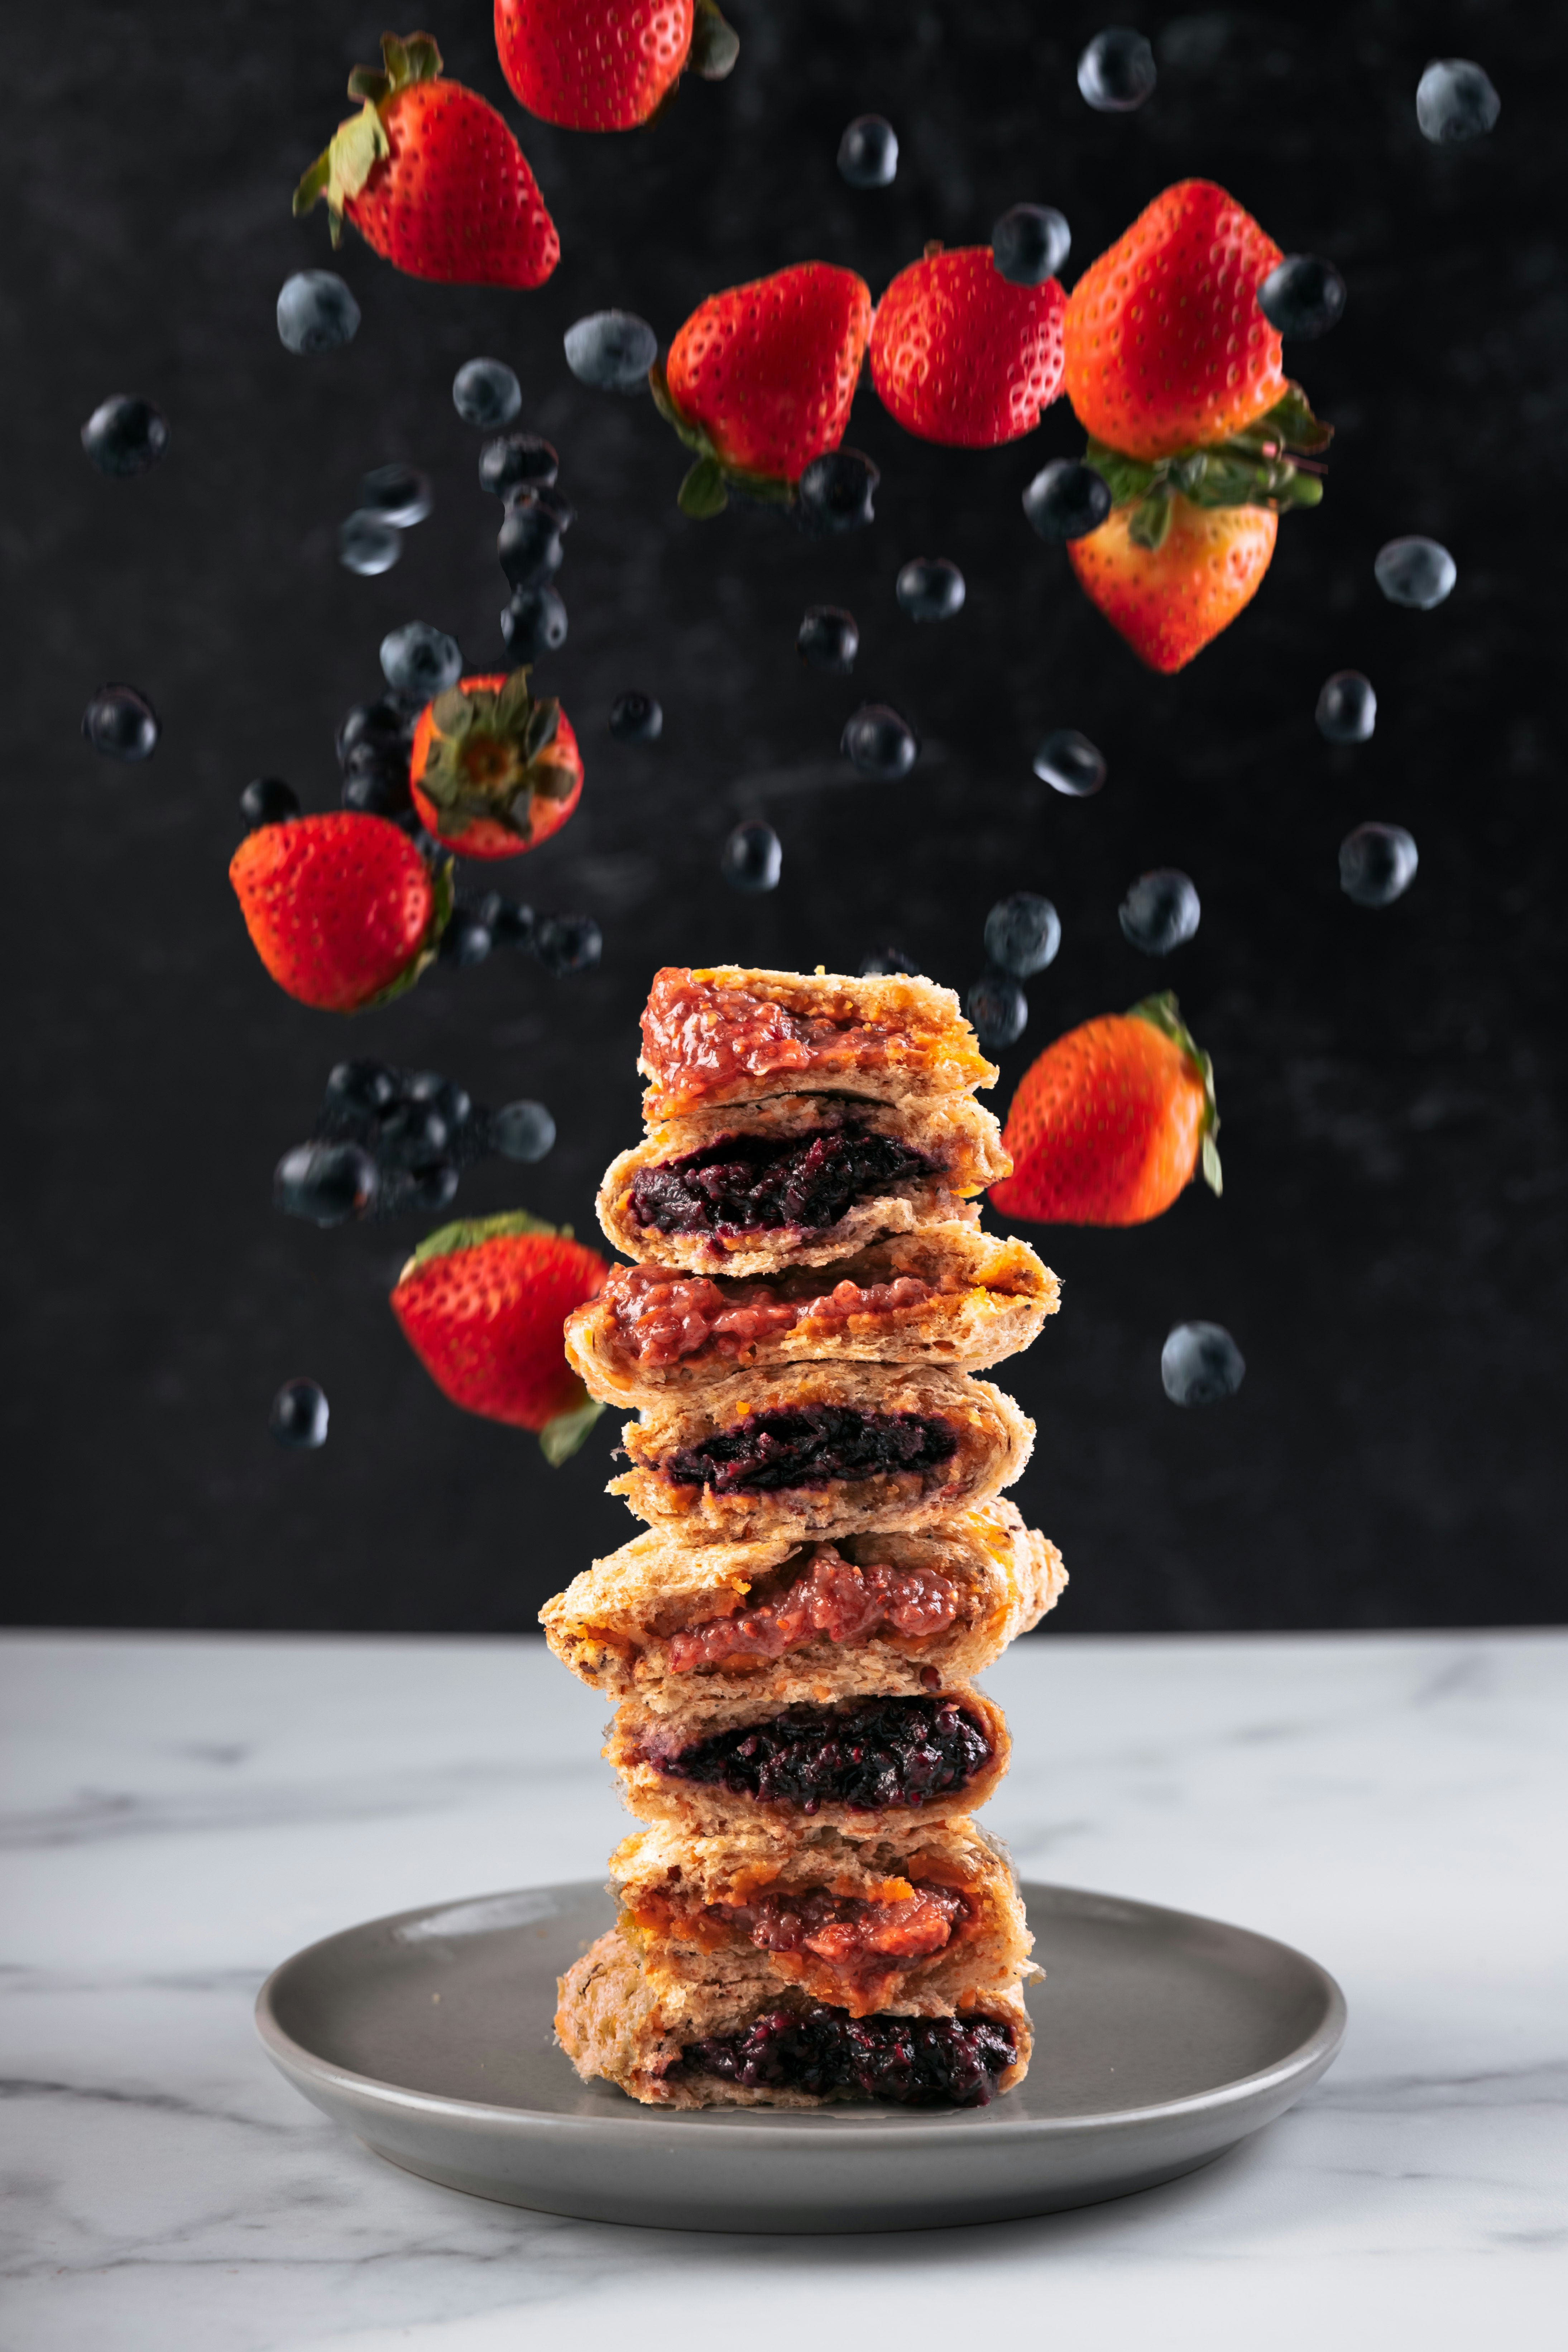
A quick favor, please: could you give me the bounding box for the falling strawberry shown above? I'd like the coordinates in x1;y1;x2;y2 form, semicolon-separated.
391;1211;609;1463
989;993;1220;1228
869;245;1066;448
649;261;873;516
408;669;582;860
229;811;450;1013
495;0;738;131
294;31;558;289
1068;493;1279;672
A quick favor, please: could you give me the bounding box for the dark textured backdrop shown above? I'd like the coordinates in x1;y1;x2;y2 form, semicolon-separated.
9;1;1564;1633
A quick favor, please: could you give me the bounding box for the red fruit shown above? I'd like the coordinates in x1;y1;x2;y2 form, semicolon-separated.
989;993;1221;1228
391;1211;609;1462
408;669;582;860
495;0;737;131
1068;493;1278;672
869;246;1066;448
294;31;558;290
229;812;449;1013
1063;179;1285;460
651;261;873;515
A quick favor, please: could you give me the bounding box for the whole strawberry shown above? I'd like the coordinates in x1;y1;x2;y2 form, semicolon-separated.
1069;494;1279;673
869;246;1066;448
391;1211;609;1462
650;261;873;515
294;32;558;289
409;669;582;860
989;993;1220;1227
229;811;450;1012
495;0;737;131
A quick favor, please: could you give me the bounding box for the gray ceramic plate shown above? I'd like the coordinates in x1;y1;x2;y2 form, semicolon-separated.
256;1878;1345;2233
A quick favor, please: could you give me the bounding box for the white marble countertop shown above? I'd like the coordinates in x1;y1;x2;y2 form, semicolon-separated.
4;1628;1565;2350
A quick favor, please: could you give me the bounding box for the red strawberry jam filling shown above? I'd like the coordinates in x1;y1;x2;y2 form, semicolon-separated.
681;2003;1016;2106
662;1545;959;1672
641;972;903;1108
607;1259;934;1369
658;1406;956;1496
646;1694;992;1813
718;1882;966;1969
628;1124;933;1239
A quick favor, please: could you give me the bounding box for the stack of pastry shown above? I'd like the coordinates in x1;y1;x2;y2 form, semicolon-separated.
547;964;1066;2110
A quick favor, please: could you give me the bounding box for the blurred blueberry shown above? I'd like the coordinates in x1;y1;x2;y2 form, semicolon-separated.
274;1140;379;1224
1022;460;1112;544
359;464;432;527
270;1379;330;1450
564;310;657;391
480;433;560;499
1078;27;1157;110
82;684;159;761
241;777;300;829
341;760;412;819
498;498;565;591
896;557;966;622
1161;1323;1245;1407
406;1159;460;1213
1340;824;1418;908
1033;728;1106;796
1416;59;1500;143
797;449;879;536
722;820;782;893
1120;870;1200;955
380;1101;450;1165
338;510;402;576
336;699;406;767
380;623;461;698
1375;538;1456;610
609;691;663;743
991;205;1071;285
277;271;360;356
453;357;521;427
838;115;898;187
477;893;536;949
967;973;1028;1052
492;1100;557;1163
81;395;169;477
437;907;493;965
1316;671;1377;744
324;1060;402;1117
985;893;1061;977
842;704;917;778
534;914;603;976
798;607;859;672
406;1071;474;1131
861;946;918;976
1257;256;1346;339
502;585;569;658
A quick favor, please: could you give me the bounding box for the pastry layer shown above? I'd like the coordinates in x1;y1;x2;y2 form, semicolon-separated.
557;1923;1031;2108
609;1364;1034;1545
638;964;998;1122
598;1091;1010;1276
541;1499;1065;1708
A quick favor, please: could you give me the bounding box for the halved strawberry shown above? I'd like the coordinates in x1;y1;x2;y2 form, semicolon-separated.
495;0;737;131
408;669;582;860
229;811;450;1012
869;245;1066;447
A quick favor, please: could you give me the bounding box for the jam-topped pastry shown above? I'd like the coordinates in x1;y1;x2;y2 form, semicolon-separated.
638;965;997;1122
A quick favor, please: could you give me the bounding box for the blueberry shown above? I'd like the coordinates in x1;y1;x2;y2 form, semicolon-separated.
1416;58;1500;143
81;395;169;478
342;737;409;786
984;893;1061;977
534;913;602;975
797;607;858;672
1340;824;1418;908
896;558;965;623
359;464;432;527
1375;537;1456;610
1161;1323;1245;1407
276;271;360;356
477;893;536;949
967;973;1028;1052
1033;728;1106;796
722;820;782;893
609;691;663;743
861;947;918;976
240;776;300;829
380;623;462;698
270;1379;330;1450
1316;671;1377;745
479;433;560;499
1119;869;1200;955
453;357;521;427
273;1141;379;1224
837;115;898;188
82;684;159;762
437;906;493;965
324;1060;402;1118
563;309;658;391
492;1100;557;1162
338;510;402;576
796;449;879;537
498;498;565;591
1022;460;1112;544
502;585;569;658
1078;27;1157;110
842;705;917;778
406;1070;474;1131
341;762;412;819
379;1101;451;1165
1257;256;1346;340
405;1159;460;1213
336;699;406;766
991;205;1071;286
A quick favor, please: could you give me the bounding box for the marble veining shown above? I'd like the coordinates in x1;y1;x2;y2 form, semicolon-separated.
3;1630;1565;2349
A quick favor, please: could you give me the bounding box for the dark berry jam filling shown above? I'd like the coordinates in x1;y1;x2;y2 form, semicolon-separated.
628;1125;933;1238
682;2002;1016;2106
654;1695;992;1813
659;1406;957;1496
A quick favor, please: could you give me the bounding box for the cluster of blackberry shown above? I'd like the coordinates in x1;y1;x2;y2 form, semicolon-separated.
272;1057;556;1228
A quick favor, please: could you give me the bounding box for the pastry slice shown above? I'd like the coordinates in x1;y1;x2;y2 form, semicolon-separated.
606;1681;1012;1836
638;964;998;1123
599;1090;1010;1277
540;1499;1065;1708
567;1226;1057;1406
557;1922;1031;2109
609;1363;1034;1545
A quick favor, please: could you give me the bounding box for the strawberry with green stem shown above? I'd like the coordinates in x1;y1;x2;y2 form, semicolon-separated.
495;0;738;131
409;669;582;860
229;811;452;1013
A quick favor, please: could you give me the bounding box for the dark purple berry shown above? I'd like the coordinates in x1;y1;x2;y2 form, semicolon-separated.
984;893;1060;976
1162;1323;1245;1406
406;1158;460;1212
479;432;559;499
1119;870;1200;955
798;608;858;672
534;913;602;976
498;499;565;591
722;821;782;893
437;907;493;965
1316;671;1377;744
381;624;461;699
81;394;169;477
837;115;898;188
1078;27;1157;110
453;357;520;427
842;705;917;778
609;691;663;744
991;204;1071;285
336;699;407;768
477;893;536;949
796;450;878;537
1416;59;1500;143
502;585;568;658
896;558;965;623
1033;728;1106;796
492;1100;556;1162
406;1070;473;1131
1022;460;1112;544
1258;255;1346;340
270;1379;329;1449
240;777;300;829
563;310;657;390
860;947;917;976
338;512;401;576
324;1060;402;1118
274;1141;379;1225
276;272;359;355
1340;824;1418;908
82;684;159;762
359;463;431;527
966;973;1028;1052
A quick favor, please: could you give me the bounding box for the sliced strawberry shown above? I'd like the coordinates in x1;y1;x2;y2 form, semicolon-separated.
229;811;450;1012
408;670;582;860
869;246;1066;448
495;0;737;130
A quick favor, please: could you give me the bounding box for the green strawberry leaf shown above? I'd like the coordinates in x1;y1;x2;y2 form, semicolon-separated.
690;0;740;79
1128;991;1222;1195
400;1207;569;1281
356;856;453;1013
679;456;729;518
648;359;712;456
1084;440;1157;505
1127;489;1174;551
539;1394;606;1468
1085;381;1332;525
524;696;560;761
